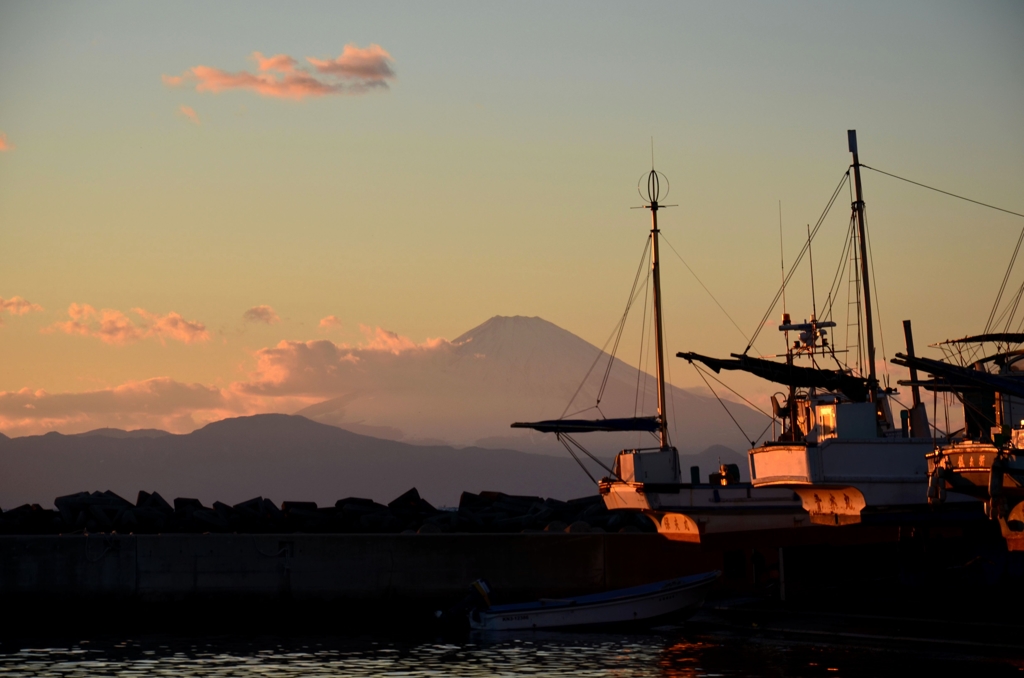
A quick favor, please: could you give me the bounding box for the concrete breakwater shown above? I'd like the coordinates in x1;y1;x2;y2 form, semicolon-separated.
0;532;709;609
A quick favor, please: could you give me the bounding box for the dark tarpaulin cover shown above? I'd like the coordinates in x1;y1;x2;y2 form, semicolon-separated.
892;352;1024;400
678;351;870;402
510;416;661;434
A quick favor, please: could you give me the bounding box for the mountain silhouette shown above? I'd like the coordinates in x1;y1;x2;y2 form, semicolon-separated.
74;428;171;439
0;414;606;509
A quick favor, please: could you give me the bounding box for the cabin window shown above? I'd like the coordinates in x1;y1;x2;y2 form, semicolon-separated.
817;404;837;440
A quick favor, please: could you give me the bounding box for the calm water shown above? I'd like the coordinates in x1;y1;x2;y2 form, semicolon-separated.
0;631;1018;678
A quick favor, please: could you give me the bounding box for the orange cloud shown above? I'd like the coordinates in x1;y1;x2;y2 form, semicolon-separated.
319;315;342;331
359;324;446;354
0;296;43;324
133;308;210;344
162;45;394;101
0;132;12;152
254;52;298;73
178;104;200;125
243;305;280;324
307;44;395;80
45;304;209;345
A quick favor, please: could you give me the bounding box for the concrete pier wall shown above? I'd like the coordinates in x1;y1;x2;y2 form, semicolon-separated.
1;533;710;604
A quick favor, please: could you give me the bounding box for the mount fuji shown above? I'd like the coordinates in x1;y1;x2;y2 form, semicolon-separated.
297;315;766;460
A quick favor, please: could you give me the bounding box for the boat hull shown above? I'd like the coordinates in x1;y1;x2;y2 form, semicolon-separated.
469;571;718;631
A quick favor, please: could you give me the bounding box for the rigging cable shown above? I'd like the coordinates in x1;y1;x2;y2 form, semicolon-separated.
633;264;652;418
820;217;855;337
660;233;757;354
560;236;652;419
689;362;755;448
744;170;850;354
561;432;618;478
557;434;598;485
857;163;1024;335
862;208;891;388
637;292;656;440
860;164;1024;220
988;228;1024;334
597;236;652;405
687;362;774;421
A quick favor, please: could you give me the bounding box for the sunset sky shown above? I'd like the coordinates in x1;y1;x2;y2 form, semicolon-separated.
1;1;1022;436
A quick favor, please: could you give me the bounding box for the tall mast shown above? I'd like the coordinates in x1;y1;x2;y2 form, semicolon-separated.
642;168;671;448
849;130;877;402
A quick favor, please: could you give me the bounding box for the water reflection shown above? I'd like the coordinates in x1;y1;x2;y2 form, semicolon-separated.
0;632;1016;677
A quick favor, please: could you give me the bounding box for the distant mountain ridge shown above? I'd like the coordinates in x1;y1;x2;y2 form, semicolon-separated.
74;428;171;439
0;414;746;510
0;414;594;509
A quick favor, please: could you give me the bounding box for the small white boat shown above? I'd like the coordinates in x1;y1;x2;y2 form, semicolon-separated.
468;570;719;631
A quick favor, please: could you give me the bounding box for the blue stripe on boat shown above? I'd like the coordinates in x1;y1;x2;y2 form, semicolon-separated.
484;571;719;613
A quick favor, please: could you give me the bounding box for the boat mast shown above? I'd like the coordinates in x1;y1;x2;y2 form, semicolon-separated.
849;130;877;402
643;168;671;449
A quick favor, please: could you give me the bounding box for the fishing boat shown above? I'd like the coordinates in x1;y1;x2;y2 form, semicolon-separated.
511;153;809;541
516;131;983;543
674;132;982;529
894;332;1024;548
469;570;719;631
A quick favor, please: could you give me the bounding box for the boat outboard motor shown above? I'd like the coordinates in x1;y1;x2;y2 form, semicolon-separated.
435;579;492;631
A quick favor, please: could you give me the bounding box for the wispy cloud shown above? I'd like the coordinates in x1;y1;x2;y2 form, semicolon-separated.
0;296;43;324
0;378;245;437
45;304;209;345
243;305;280;325
318;315;342;331
178;104;201;125
0;132;13;152
162;45;395;101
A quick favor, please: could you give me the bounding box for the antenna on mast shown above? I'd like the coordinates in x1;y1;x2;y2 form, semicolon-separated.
636;153;676;450
849;130;877;402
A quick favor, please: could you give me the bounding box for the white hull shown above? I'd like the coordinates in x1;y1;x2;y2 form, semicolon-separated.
469;571;718;631
601;481;809;537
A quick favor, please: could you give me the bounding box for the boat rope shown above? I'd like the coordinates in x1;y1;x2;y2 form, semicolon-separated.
562;432;618;478
560;237;651;419
744;170;850;354
862;208;891;388
557;433;599;484
997;275;1024;334
688;362;756;448
689;361;774;421
858;163;1024;337
597;235;652;407
660;233;757;354
988;229;1024;334
638;298;656;436
558;432;619;483
634;267;651;418
821;217;854;325
860;164;1024;221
